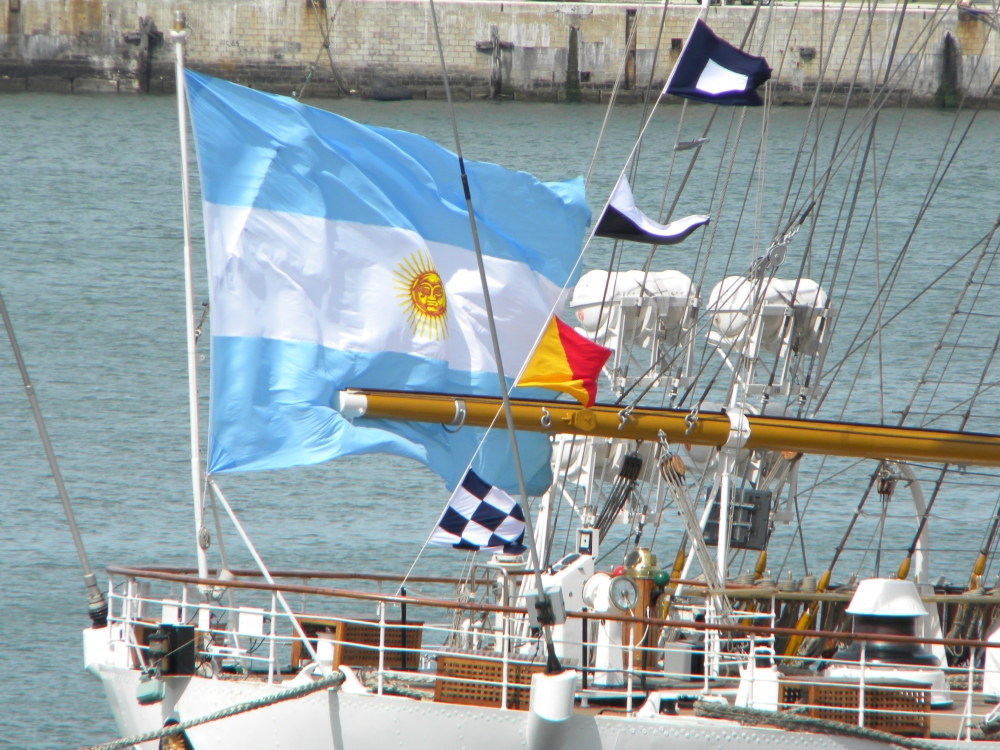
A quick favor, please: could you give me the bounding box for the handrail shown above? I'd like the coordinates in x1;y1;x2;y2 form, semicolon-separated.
122;565;498;585
107;565;1000;651
109;565;1000;603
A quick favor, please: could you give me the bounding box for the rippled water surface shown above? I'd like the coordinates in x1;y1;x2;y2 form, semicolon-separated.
2;92;999;748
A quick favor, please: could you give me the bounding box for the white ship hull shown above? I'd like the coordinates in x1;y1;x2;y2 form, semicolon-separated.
90;663;994;750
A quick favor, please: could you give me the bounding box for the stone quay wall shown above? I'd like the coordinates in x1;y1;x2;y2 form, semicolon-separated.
1;0;997;104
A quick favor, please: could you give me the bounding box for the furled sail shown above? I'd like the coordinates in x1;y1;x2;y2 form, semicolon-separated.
185;72;591;493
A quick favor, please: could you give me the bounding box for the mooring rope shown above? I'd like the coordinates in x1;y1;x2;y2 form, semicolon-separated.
78;671;346;750
356;668;433;701
692;699;954;750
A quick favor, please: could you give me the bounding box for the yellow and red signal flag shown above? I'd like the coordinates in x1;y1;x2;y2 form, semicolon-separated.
518;316;612;407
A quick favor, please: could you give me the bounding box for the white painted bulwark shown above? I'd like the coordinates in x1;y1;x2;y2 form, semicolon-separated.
93;660;992;750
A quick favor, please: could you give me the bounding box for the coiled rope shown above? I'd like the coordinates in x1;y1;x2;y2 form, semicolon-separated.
692;699;953;750
78;671;346;750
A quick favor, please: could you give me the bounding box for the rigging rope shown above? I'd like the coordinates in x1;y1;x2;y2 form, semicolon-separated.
585;8;644;188
785;0;955;228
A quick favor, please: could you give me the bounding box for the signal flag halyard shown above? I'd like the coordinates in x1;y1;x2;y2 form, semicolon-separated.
665;20;771;106
517;316;612;407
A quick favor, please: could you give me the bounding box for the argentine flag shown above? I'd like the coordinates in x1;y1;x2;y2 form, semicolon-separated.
186;73;591;494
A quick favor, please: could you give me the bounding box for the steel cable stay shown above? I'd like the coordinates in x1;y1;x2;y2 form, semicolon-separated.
816;245;992;426
786;17;997;294
584;4;644;189
866;22;1000;317
810;119;887;407
678;0;876;413
787;263;1000;602
894;293;1000;582
854;493;891;578
774;0;958;236
895;217;1000;425
769;0;858;236
916;383;1000;431
860;0;897;423
909;241;1000;431
788;223;1000;606
776;0;934;239
813;230;998;409
915;214;1000;412
809;84;1000;419
804;70;921;392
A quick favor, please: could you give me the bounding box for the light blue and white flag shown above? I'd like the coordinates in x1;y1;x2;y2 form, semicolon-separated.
186;72;591;494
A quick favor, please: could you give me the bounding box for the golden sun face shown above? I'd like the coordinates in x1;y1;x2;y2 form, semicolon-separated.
393;250;449;341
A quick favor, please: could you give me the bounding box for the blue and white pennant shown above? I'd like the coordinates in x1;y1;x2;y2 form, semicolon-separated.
429;470;527;554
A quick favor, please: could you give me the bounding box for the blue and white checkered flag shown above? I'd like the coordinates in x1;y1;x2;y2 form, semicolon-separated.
429;470;527;554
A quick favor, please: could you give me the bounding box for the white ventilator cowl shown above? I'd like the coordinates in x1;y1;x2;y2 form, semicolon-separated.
846;578;927;617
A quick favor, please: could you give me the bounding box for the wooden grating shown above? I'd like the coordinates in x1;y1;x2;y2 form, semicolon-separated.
781;680;930;738
292;617;423;670
434;653;545;710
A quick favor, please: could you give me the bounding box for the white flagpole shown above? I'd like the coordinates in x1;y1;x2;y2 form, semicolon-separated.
171;12;210;593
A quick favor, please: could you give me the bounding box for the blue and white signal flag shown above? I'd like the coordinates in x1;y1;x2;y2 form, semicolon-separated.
428;470;527;554
595;174;710;245
666;20;771;106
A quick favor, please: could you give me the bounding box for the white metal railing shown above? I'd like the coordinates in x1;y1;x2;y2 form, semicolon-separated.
101;567;1000;737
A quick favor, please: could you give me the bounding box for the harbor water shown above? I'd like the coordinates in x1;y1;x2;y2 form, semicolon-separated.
1;93;999;748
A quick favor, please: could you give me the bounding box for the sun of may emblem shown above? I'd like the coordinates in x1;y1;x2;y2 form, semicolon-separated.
393;250;449;341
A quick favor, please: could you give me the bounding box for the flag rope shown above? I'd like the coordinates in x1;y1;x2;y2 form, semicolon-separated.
426;0;563;672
